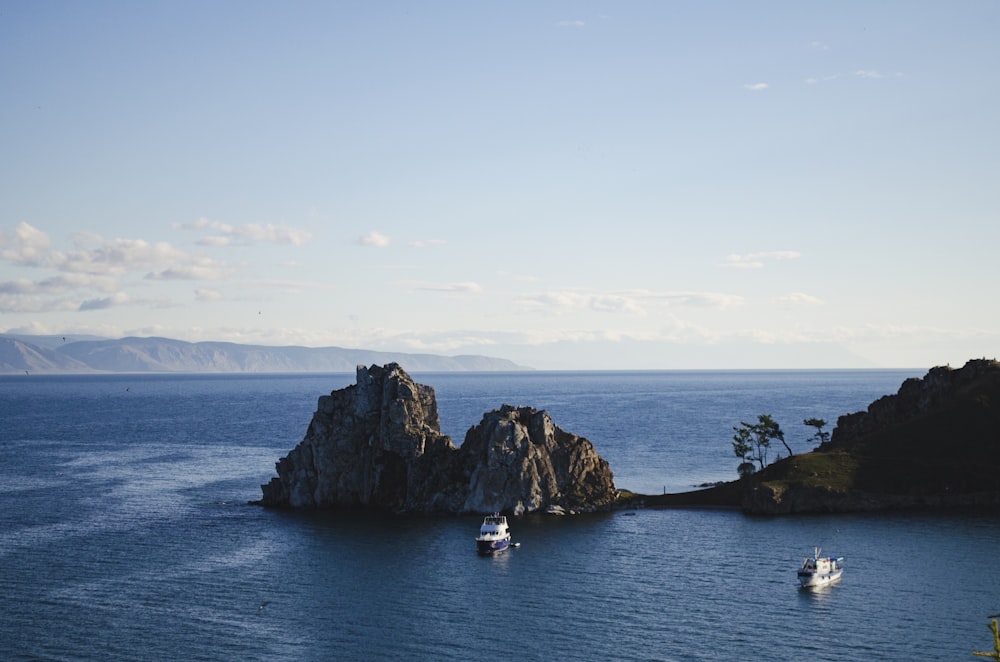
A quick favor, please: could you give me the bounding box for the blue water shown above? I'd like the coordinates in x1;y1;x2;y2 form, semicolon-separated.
2;370;999;660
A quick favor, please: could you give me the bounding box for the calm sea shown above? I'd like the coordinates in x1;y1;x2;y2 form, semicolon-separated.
2;370;998;661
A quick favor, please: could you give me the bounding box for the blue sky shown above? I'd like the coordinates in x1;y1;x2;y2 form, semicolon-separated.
1;1;998;369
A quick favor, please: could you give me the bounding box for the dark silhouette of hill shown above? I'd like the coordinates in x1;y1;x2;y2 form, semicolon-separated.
631;358;1000;514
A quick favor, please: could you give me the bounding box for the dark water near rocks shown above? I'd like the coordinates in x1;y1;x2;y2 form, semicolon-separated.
2;370;998;660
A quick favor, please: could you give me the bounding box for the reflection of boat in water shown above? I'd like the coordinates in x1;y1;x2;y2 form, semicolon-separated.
476;513;511;555
797;547;844;587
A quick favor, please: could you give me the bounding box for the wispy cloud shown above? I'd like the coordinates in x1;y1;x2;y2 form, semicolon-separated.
720;250;801;269
410;239;446;248
173;217;312;246
358;231;391;248
195;288;224;302
778;292;823;305
406;280;483;294
556;20;585;28
517;291;647;316
807;70;902;85
743;82;769;92
146;263;232;281
515;289;743;315
0;273;118;295
0;293;80;313
79;292;130;311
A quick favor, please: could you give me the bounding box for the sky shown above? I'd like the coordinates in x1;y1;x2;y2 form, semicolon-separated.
1;1;998;370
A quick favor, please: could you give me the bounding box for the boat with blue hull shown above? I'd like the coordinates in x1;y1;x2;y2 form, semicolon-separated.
476;514;511;555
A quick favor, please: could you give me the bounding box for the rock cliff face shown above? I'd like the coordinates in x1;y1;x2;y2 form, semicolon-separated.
456;405;618;515
257;363;617;514
822;358;1000;451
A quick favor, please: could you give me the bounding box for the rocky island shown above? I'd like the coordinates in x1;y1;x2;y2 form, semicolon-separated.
256;363;618;515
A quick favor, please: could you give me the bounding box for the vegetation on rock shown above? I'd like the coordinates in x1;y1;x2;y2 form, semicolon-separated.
641;358;1000;514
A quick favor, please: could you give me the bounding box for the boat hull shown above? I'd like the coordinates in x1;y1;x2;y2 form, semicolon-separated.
797;569;843;587
476;537;511;555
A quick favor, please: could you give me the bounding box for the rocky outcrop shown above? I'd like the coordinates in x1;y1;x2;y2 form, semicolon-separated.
257;363;617;514
257;363;456;510
740;358;1000;514
455;405;618;515
822;358;1000;451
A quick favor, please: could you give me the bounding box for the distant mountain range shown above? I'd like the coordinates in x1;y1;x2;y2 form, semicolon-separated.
0;335;530;373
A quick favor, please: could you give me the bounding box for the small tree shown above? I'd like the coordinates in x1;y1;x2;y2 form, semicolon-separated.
804;417;831;448
732;414;786;473
732;426;755;477
759;413;791;458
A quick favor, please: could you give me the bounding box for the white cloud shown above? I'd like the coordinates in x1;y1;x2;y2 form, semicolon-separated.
0;225;222;279
855;69;884;79
744;82;769;91
57;237;192;276
0;222;240;315
195;288;224;302
556;20;585;28
174;217;312;246
358;231;391;247
515;289;741;315
720;250;801;269
0;221;52;265
778;292;824;305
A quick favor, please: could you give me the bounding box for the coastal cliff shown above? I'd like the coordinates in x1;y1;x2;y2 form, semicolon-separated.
257;363;617;514
631;358;1000;515
740;358;1000;514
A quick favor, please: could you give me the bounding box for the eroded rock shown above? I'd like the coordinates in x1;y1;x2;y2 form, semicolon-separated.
257;363;618;514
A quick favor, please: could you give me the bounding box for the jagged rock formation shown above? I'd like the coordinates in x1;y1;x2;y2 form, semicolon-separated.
456;404;618;515
257;363;617;514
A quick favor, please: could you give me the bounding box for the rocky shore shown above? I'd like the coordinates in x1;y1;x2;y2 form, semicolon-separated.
257;358;1000;517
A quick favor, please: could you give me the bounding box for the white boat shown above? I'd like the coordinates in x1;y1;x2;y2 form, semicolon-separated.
475;513;511;555
797;547;844;587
